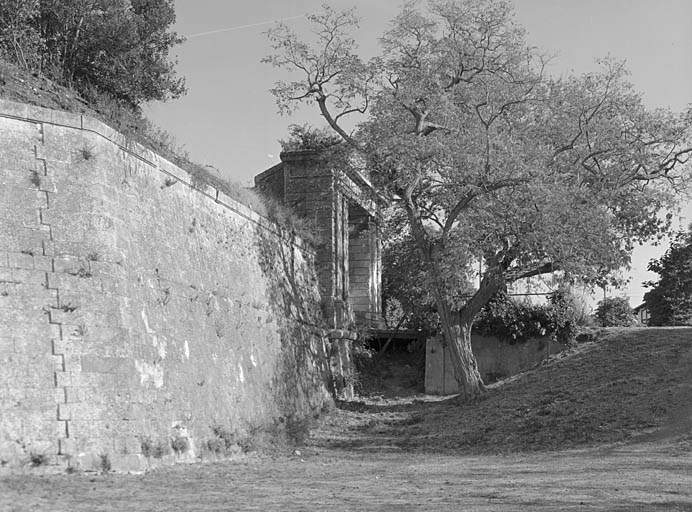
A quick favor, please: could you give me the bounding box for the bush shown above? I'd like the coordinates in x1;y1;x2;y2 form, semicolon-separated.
594;297;635;327
279;124;342;152
474;294;550;343
474;289;581;344
548;288;580;343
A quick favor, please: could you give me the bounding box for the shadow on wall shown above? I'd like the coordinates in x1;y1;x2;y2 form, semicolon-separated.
253;228;334;441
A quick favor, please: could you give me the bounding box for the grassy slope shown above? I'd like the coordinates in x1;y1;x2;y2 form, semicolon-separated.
0;60;101;113
312;328;692;453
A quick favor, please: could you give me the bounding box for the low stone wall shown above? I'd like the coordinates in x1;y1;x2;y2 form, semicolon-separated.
0;100;333;472
425;335;568;395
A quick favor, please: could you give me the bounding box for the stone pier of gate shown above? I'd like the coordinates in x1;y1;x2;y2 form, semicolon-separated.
255;149;386;332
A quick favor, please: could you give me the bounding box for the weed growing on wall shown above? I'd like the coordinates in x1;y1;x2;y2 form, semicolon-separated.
161;177;178;188
29;452;48;467
68;267;92;278
79;146;95;161
170;436;189;455
140;437;170;458
28;169;40;188
205;426;246;456
98;454;111;473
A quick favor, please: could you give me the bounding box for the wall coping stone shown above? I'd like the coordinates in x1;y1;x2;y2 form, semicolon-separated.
279;149;388;208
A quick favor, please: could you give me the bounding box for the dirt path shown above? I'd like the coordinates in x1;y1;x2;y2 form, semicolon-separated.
1;441;690;511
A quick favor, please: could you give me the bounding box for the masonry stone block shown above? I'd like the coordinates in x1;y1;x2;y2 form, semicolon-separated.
51;256;82;275
63;387;85;404
32;255;53;272
48;109;82;130
0;207;40;229
54;387;66;403
51;354;65;372
0;337;15;353
0;99;30;119
58;437;76;455
0;115;40;149
37;174;59;193
80;356;131;374
110;453;147;473
0;314;55;343
0;228;49;256
52;337;71;356
62;353;82;372
57;403;72;421
54;371;72;388
10;268;48;287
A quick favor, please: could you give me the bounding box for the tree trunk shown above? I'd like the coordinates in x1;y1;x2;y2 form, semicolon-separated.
442;264;506;398
401;196;504;400
441;309;485;399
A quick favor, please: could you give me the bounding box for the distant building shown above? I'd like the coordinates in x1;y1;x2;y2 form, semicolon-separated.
633;303;650;325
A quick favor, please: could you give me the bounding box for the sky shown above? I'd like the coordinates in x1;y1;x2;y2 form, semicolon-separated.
145;0;692;307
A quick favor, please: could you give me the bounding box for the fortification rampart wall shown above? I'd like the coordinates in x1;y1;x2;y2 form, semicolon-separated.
0;100;331;472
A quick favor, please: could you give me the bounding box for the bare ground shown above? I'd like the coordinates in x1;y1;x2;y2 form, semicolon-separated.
1;328;690;511
0;441;690;511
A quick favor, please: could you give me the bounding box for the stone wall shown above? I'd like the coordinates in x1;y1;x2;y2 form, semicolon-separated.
425;335;569;395
0;100;332;472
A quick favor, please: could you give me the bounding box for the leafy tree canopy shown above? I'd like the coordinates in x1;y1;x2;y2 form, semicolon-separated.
0;0;186;109
265;0;692;397
643;225;692;326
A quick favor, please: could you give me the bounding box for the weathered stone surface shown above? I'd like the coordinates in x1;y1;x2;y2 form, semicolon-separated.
255;150;385;330
0;100;332;472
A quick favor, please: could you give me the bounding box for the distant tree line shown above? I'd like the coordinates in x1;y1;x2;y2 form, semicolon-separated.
0;0;186;109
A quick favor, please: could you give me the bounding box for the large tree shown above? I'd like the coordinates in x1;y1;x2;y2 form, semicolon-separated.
643;226;692;326
264;0;692;398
